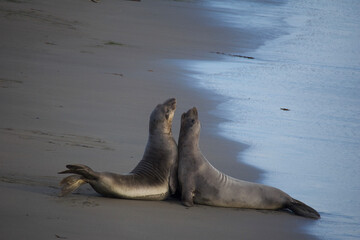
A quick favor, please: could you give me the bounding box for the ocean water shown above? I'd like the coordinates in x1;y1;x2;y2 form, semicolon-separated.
181;0;360;239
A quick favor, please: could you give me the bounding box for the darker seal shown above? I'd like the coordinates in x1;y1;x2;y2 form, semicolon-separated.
178;107;320;219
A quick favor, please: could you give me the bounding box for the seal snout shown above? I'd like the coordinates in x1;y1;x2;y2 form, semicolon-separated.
187;107;198;118
182;107;199;120
190;107;198;117
164;98;176;110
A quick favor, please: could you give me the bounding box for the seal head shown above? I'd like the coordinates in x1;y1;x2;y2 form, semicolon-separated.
179;107;200;148
150;98;176;135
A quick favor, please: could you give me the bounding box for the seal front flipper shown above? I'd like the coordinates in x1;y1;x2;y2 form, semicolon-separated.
169;157;178;195
181;190;195;207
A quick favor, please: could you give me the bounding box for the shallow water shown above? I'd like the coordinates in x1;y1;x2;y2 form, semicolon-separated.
180;0;360;239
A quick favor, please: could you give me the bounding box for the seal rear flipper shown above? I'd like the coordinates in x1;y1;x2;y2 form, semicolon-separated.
59;175;87;197
287;198;320;219
58;164;98;180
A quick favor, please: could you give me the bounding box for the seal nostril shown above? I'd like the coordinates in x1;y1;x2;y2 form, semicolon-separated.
165;98;176;110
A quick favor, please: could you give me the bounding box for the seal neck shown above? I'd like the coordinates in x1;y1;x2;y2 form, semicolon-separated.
178;131;200;151
149;120;173;136
149;129;172;137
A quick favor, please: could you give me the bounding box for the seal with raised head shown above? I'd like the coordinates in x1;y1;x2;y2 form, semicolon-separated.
58;98;178;200
178;107;320;219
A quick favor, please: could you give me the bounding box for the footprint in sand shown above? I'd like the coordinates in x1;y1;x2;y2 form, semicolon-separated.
0;128;114;151
0;78;23;88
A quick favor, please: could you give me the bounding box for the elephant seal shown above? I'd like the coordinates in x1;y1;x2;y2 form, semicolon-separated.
58;98;178;200
178;107;320;219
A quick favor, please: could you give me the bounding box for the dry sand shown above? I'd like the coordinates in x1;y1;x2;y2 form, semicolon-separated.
0;0;317;239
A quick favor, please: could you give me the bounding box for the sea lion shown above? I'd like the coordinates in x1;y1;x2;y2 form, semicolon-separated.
178;107;320;219
58;98;178;200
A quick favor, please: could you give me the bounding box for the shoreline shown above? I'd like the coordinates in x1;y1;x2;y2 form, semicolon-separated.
0;0;318;239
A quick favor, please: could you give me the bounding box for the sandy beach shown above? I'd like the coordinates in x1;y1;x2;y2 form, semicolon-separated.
0;0;318;239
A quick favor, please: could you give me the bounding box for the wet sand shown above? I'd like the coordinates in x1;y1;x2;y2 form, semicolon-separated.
0;0;317;239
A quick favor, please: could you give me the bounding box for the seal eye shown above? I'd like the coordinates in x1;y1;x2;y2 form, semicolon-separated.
191;119;195;124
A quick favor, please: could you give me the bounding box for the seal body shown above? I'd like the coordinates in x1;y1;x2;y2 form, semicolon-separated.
178;107;320;219
59;98;178;200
